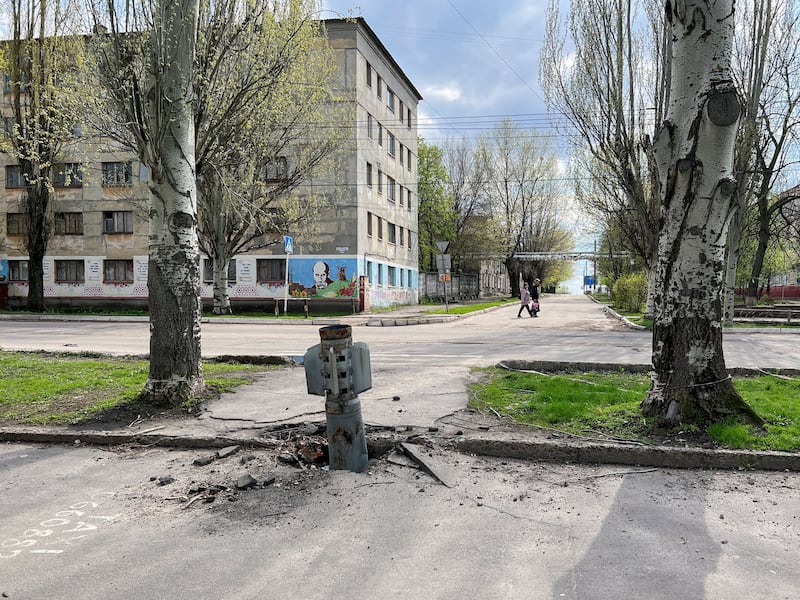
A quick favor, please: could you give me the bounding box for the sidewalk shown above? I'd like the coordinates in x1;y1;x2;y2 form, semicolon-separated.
1;297;799;472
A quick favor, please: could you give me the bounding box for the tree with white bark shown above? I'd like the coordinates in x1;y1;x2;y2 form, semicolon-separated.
642;0;762;426
91;0;204;405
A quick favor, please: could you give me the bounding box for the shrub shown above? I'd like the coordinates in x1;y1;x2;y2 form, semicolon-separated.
612;272;648;313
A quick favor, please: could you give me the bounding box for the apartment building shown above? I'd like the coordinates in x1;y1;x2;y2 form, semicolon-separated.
0;17;421;311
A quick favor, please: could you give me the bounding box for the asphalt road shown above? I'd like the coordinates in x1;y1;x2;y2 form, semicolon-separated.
2;442;798;600
0;295;798;369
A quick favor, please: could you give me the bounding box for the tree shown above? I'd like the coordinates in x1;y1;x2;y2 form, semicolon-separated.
441;137;490;272
479;120;567;297
729;0;800;309
540;0;668;316
2;0;85;312
92;0;204;405
417;137;455;272
642;0;762;426
194;0;350;314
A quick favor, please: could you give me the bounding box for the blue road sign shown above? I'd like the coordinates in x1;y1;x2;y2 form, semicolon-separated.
284;235;294;254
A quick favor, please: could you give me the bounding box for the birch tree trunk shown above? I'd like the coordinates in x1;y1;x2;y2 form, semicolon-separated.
143;0;204;404
643;0;762;426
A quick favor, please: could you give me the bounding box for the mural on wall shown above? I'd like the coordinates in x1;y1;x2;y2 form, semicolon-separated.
288;257;358;299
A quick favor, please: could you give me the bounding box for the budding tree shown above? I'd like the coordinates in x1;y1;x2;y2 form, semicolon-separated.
643;0;762;426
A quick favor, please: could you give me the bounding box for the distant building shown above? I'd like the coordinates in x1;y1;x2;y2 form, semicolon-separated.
0;17;422;311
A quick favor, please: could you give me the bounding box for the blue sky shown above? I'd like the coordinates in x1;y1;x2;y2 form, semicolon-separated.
320;1;555;144
321;1;593;292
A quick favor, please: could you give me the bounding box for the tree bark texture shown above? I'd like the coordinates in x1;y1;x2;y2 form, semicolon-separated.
143;0;204;405
643;0;762;426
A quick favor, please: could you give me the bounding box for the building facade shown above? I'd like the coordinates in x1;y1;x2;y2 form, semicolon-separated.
0;18;421;311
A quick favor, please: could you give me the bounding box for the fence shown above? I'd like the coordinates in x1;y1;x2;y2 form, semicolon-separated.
419;272;480;302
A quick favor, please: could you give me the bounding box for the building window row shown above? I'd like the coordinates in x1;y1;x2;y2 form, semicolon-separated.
365;163;414;211
365;60;412;129
365;113;413;173
5;162;133;189
4;211;133;236
365;211;411;248
365;259;413;289
5;257;291;285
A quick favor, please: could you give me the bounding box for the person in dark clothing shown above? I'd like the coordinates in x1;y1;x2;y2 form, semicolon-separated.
530;278;541;317
517;282;533;318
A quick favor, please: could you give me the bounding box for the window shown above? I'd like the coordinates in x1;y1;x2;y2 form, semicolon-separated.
399;186;404;207
54;212;83;235
265;157;288;181
378;123;383;147
257;258;285;282
386;88;395;112
53;163;83;188
377;263;384;285
407;107;412;128
377;76;383;99
388;265;396;286
367;114;374;139
55;260;84;283
103;259;134;283
377;170;383;195
399;100;405;120
387;176;396;202
5;165;25;188
366;162;373;187
102;162;132;186
367;211;373;236
366;62;372;88
407;191;413;211
407;148;412;171
366;260;373;283
399;143;404;166
377;217;383;240
103;211;133;233
6;213;28;235
399;227;404;246
9;260;28;282
387;132;396;157
203;258;236;283
388;223;396;244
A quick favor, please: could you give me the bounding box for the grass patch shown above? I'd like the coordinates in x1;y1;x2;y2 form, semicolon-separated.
469;368;800;451
429;298;514;315
0;351;273;427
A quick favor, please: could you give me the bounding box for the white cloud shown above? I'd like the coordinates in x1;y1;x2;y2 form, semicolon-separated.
422;83;463;103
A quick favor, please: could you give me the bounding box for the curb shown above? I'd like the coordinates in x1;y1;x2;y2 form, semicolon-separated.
2;426;798;473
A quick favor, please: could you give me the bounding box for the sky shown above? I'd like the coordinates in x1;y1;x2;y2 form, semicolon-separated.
321;0;594;292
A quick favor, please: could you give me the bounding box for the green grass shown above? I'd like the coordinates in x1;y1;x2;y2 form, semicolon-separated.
429;298;515;315
469;368;800;452
0;351;271;426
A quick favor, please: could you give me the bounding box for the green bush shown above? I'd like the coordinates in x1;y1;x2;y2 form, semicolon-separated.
612;272;648;313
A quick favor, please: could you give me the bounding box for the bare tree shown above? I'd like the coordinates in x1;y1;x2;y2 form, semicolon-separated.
643;0;762;426
480;120;568;296
194;0;350;314
540;0;668;316
3;0;85;311
727;0;800;309
92;0;203;405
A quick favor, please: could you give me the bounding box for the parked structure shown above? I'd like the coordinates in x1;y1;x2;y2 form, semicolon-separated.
0;18;421;311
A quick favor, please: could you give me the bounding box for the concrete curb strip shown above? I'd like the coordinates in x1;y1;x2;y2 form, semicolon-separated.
2;427;798;472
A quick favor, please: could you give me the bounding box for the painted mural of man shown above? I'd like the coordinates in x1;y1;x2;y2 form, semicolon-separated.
313;261;333;289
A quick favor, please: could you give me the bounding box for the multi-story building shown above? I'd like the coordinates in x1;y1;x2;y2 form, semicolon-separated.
0;17;421;311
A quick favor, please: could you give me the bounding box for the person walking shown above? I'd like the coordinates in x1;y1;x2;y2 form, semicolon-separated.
530;278;541;317
518;282;533;318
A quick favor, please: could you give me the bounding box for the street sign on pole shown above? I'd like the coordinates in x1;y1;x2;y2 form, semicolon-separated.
283;235;293;313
